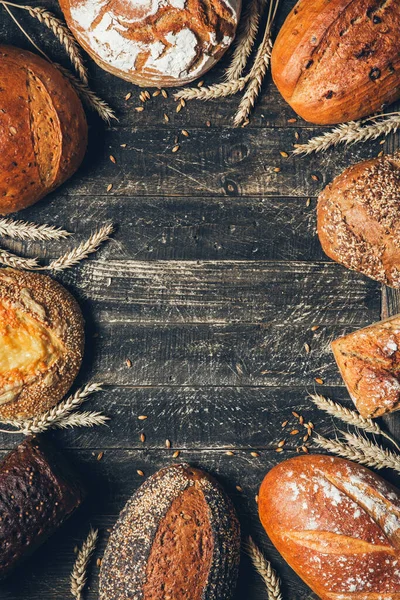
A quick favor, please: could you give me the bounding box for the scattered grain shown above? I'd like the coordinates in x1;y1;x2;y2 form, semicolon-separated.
172;145;180;153
197;80;204;87
277;440;285;448
290;430;299;435
153;90;161;97
251;452;260;457
9;126;17;135
303;434;309;443
96;558;102;568
306;198;311;207
292;411;300;418
315;378;324;384
109;155;116;164
176;103;183;113
206;120;211;127
125;92;132;100
135;106;144;112
299;416;304;425
140;433;145;443
311;174;319;181
138;415;148;421
294;131;300;141
106;183;113;192
181;130;190;137
165;439;171;449
281;421;288;428
97;451;104;461
378;150;384;157
287;118;297;123
302;445;309;454
144;90;151;100
304;343;310;353
279;151;289;158
255;494;259;503
161;89;168;98
164;113;170;122
137;469;145;476
311;325;320;331
273;167;281;173
173;450;180;458
120;143;127;148
275;447;283;453
225;450;234;456
125;358;132;368
236;485;243;492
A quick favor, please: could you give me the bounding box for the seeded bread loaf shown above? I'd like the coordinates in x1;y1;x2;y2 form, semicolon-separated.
0;45;87;215
259;454;400;599
317;152;400;287
0;436;85;579
332;314;400;418
271;0;400;124
0;268;84;420
59;0;241;87
99;463;240;600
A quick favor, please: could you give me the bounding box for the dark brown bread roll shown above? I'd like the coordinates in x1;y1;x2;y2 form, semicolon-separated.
332;314;400;418
317;151;400;287
271;0;400;124
99;463;240;600
0;436;85;579
259;454;400;600
0;268;84;420
0;45;87;215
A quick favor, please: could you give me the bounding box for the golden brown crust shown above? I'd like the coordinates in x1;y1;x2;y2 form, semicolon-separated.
271;0;400;124
317;152;400;287
259;455;400;600
332;314;400;418
0;45;87;215
0;268;84;419
59;0;241;87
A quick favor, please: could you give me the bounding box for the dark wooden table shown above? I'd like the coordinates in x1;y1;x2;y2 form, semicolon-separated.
1;2;400;598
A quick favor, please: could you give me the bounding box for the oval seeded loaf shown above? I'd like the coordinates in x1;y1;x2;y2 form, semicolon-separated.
0;45;87;215
0;268;84;419
317;151;400;287
271;0;400;124
59;0;241;87
0;436;85;579
99;463;240;600
259;454;400;599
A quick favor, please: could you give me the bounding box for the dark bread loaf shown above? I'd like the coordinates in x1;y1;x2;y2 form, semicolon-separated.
332;314;400;418
259;454;400;599
99;463;240;600
271;0;400;124
0;436;85;578
0;45;87;215
317;151;400;287
0;268;84;420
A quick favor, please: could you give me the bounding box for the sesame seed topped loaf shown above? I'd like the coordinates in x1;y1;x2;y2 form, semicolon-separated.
0;436;85;579
271;0;400;124
59;0;241;87
332;314;400;418
259;454;400;600
0;268;84;420
317;152;400;288
99;463;240;600
0;45;87;215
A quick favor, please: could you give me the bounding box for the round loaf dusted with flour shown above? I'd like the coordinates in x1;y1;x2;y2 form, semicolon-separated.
0;45;87;215
99;463;240;600
59;0;241;87
0;269;84;420
317;151;400;287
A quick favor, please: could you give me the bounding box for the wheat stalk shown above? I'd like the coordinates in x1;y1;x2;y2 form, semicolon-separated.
175;76;250;101
0;249;41;270
71;527;98;600
310;393;400;451
225;0;265;81
244;537;283;600
294;112;400;155
314;432;400;474
0;218;70;241
55;411;109;429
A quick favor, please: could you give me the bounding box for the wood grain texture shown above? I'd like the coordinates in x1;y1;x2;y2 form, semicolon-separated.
0;0;399;598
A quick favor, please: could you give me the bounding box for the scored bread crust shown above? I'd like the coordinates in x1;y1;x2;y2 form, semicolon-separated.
271;0;400;124
0;45;87;215
259;454;400;600
59;0;241;87
317;152;400;288
99;463;240;600
0;268;84;420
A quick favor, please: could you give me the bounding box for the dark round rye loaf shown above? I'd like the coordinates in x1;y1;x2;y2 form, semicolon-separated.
99;463;240;600
0;436;85;579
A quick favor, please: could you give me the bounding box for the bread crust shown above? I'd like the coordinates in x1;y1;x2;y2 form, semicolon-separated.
0;268;84;419
271;0;400;124
317;152;400;287
99;463;240;600
259;454;400;599
0;45;87;215
59;0;241;87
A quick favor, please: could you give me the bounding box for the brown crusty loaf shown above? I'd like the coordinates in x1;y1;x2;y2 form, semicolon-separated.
99;463;240;600
0;436;85;579
0;45;87;215
332;314;400;418
271;0;400;124
259;454;400;600
59;0;241;87
0;268;84;420
317;151;400;287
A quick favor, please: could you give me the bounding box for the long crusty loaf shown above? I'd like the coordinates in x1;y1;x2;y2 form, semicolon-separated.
271;0;400;124
0;268;84;420
99;463;240;600
259;454;400;599
0;436;85;578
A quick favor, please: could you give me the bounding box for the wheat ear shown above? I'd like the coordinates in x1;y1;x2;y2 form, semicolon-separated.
294;112;400;155
314;432;400;475
310;393;400;451
71;528;98;600
56;411;109;429
225;0;265;81
244;537;283;600
0;218;70;241
175;76;250;101
0;249;41;270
